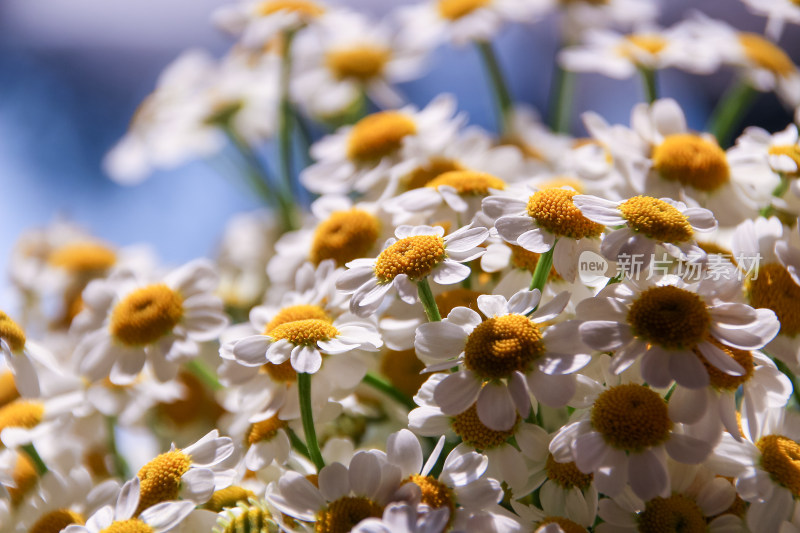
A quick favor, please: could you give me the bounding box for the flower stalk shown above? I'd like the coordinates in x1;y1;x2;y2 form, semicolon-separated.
298;372;325;471
417;278;442;322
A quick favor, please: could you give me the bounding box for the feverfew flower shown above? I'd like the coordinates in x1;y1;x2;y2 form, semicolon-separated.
213;0;326;48
353;502;449;533
0;311;57;397
740;0;800;40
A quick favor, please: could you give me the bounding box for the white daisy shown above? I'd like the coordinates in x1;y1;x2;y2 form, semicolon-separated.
212;0;326;49
556;0;658;43
0;311;59;398
0;392;84;450
741;0;800;40
353;502;450;533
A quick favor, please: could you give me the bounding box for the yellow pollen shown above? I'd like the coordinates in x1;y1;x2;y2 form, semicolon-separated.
257;0;324;18
247;415;287;445
315;496;384;533
135;450;192;515
47;242;116;273
652;134;730;192
637;494;706;533
0;371;20;408
545;454;593;490
374;235;446;282
379;348;426;398
221;504;274;533
451;403;518;449
310;209;381;267
438;0;490;19
757;434;800;497
618;34;668;59
747;263;800;336
464;314;545;380
0;400;44;434
739;33;796;77
262;360;298;383
99;519;154;533
591;384;673;452
693;337;754;390
508;244;562;281
326;46;391;82
347;112;417;163
403;474;455;525
425;170;506;195
536;517;588;533
0;311;26;352
526;189;605;240
269;319;339;346
627;285;710;350
265;305;333;334
109;284;183;347
404;158;465;190
436;288;485;317
768;145;800;176
203;486;256;512
9;453;37;506
619;196;694;243
29;509;85;533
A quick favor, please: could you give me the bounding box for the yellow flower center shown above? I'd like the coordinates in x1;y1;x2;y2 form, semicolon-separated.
379;348;426;398
0;371;20;408
9;453;37;506
221;505;274;533
747;263;800;337
247;415;287;445
536;517;588;533
438;0;490;19
47;242;117;273
618;34;668;61
0;400;44;435
203;486;256;512
739;33;796;77
261;360;298;383
404;158;466;190
269;319;339;346
545;454;593;490
627;286;710;350
757;434;800;497
464;315;546;380
99;519;154;533
451;402;518;449
618;196;694;243
652;134;730;192
109;284;184;347
374;235;446;282
435;288;485;317
135;450;192;515
637;494;706;533
0;311;26;353
591;384;673;452
310;209;381;267
326;46;391;82
29;509;85;533
403;474;455;526
508;244;562;281
425;170;506;195
257;0;324;18
347;111;417;163
693;337;754;390
526;189;605;240
315;496;384;533
265;305;333;334
768;145;800;176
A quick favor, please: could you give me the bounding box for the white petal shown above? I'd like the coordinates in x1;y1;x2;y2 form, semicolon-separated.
445;226;489;252
477;294;509;318
116;478;140;520
140;500;197;531
628;450;668;501
434;371;482;415
179;468;215;504
517;228;555;253
349;451;381;497
291;346;322;374
579;321;632;351
387;429;423;478
431;261;470;285
669;350;710;389
665;434;711;464
232;335;271;366
477;383;517;431
319;462;349;502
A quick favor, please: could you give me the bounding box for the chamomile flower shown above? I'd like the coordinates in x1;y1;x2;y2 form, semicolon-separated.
226;410;292;471
741;0;800;40
71;259;228;384
416;291;590;431
0;311;58;398
336;224;488;318
556;0;658;43
211;497;280;533
353;502;450;533
0;392;84;449
213;0;326;49
508;502;589;533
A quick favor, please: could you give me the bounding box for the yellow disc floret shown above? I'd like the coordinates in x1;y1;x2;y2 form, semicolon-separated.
29;509;85;533
404;158;465;190
619;196;694;243
464;315;545;379
269;319;339;346
526;189;605;240
109;284;183;346
693;337;754;390
747;263;800;336
135;450;192;515
0;311;26;353
435;288;484;317
769;145;800;176
403;474;455;525
591;384;673;452
380;348;426;398
739;33;796;77
220;503;274;533
48;242;116;273
637;494;706;533
374;235;446;282
0;400;44;434
257;0;324;18
9;453;37;505
310;209;381;267
262;360;298;383
618;34;668;61
99;519;154;533
451;403;518;449
347;112;417;163
546;454;593;490
247;415;287;445
203;486;256;512
315;496;384;533
627;285;710;350
757;434;800;497
652;134;730;192
535;517;588;533
425;170;506;195
326;46;391;82
438;0;490;19
0;371;19;408
265;305;333;333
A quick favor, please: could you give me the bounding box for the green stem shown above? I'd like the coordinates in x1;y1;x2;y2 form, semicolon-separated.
21;443;48;476
417;279;442;322
707;81;758;148
774;358;800;408
223;128;279;209
105;416;131;479
639;67;658;104
363;372;416;411
298;372;325;471
277;30;300;229
286;427;311;459
529;245;555;293
476;41;513;134
185;359;222;392
549;62;576;133
292;106;314;168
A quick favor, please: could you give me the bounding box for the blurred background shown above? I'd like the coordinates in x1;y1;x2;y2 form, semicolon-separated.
1;0;798;276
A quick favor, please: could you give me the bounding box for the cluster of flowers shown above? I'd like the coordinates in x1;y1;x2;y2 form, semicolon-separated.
5;0;800;532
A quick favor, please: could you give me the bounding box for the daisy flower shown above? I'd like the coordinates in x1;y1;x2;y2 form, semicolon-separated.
508;502;590;533
226;410;293;471
741;0;800;39
353;502;450;533
71;259;229;384
336;224;488;318
212;0;326;49
416;291;590;431
556;0;658;43
0;311;58;397
210;498;280;533
0;392;84;449
578;275;779;391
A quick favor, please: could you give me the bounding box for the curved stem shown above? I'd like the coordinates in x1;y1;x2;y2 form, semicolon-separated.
549;63;576;133
529;246;555;293
185;359;222;392
298;372;325;471
417;278;442;322
639;67;658;104
363;372;416;411
106;415;131;479
476;40;513;134
21;443;48;476
286;427;311;459
707;80;758;148
277;30;300;230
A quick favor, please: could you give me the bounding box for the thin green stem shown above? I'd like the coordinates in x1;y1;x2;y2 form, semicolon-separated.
277;30;300;229
549;62;576;133
774;358;800;408
298;372;325;471
223;128;279;208
707;80;758;148
185;359;222;392
529;245;555;293
476;40;513;134
363;372;416;411
292;106;314;168
639;67;658;104
286;427;311;459
417;278;442;322
21;443;48;476
105;416;131;479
